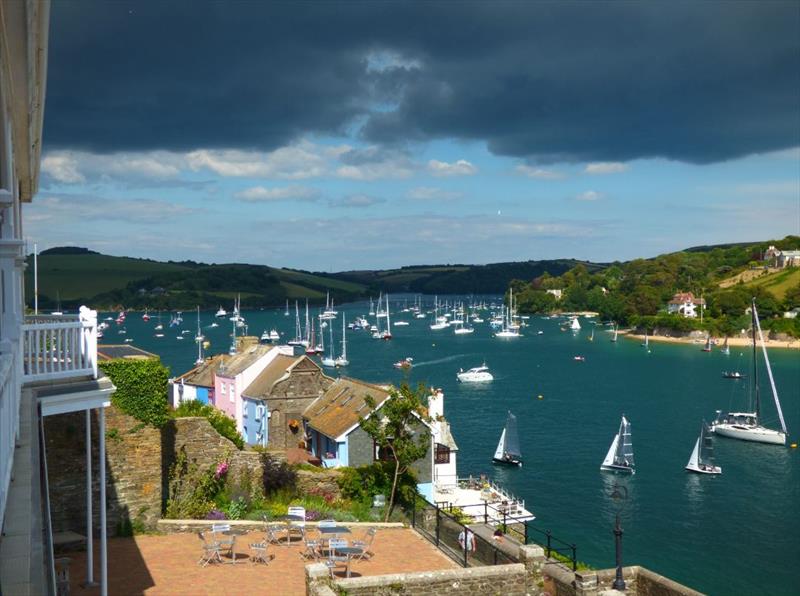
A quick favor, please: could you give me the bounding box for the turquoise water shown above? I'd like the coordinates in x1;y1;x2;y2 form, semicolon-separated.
104;300;799;595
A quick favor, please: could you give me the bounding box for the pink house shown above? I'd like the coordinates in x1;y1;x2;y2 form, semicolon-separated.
213;345;294;433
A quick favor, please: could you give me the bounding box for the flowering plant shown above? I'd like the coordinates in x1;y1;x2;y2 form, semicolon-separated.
206;509;227;520
288;419;300;432
214;461;229;480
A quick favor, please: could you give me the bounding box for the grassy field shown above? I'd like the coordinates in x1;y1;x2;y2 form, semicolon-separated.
272;268;365;293
739;267;800;300
280;281;326;300
25;254;190;300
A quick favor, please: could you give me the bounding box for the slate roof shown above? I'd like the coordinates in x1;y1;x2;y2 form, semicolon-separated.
242;355;327;399
174;354;229;388
304;377;392;440
216;345;273;378
97;344;158;361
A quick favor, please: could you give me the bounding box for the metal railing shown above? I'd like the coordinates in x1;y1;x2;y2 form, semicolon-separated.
0;348;19;532
21;307;98;382
411;498;518;568
439;499;578;571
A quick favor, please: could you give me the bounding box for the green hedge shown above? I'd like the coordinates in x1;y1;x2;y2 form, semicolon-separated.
99;358;170;428
172;400;244;449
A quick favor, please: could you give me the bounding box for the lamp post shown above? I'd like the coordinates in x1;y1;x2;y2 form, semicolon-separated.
611;484;628;591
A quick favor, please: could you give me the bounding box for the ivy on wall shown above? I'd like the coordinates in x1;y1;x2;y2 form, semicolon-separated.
99;358;171;428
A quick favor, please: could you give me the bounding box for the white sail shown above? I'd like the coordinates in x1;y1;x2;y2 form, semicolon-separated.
686;438;700;470
493;428;507;460
754;306;788;435
601;434;619;469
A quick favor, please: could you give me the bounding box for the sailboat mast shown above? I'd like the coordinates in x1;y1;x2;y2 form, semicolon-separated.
751;299;760;417
753;300;788;435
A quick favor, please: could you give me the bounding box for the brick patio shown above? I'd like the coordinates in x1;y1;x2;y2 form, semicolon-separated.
64;527;458;595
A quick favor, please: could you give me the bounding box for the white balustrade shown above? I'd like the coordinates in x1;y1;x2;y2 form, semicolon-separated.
22;306;98;382
0;347;19;532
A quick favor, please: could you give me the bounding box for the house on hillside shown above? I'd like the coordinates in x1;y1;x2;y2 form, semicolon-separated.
169;353;230;407
778;250;800;268
667;292;705;318
302;381;457;501
240;354;334;448
546;289;563;300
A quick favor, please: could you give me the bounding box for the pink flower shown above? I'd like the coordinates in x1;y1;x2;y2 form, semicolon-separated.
214;461;229;479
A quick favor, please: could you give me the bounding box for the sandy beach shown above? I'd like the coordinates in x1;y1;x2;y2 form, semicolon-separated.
619;331;800;350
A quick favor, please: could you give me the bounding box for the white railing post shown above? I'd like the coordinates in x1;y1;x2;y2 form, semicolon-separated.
79;306;98;379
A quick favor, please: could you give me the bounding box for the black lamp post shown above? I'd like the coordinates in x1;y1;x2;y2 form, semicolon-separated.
611;484;628;591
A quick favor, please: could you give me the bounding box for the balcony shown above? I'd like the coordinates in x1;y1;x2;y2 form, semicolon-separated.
22;307;98;383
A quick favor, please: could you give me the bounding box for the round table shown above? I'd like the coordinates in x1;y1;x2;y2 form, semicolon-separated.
333;546;364;577
222;529;247;564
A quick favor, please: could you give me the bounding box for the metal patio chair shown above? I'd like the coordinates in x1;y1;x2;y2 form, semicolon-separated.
197;532;223;567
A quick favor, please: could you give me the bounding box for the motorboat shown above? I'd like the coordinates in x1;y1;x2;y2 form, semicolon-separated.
457;364;493;383
393;357;413;370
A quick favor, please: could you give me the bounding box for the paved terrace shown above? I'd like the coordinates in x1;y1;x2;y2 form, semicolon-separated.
65;527;457;596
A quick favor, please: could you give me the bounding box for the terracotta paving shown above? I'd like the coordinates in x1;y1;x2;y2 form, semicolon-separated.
65;527;457;595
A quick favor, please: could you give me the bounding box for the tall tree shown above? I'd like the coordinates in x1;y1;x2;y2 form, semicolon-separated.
360;383;432;521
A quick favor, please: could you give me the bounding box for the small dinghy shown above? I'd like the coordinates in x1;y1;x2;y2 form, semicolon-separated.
492;411;523;467
686;421;721;475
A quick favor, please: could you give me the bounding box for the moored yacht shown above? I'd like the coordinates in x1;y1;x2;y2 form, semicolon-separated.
710;299;788;446
457;364;493;382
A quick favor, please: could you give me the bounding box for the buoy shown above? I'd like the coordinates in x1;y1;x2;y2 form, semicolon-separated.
432;343;436;347
791;443;797;449
538;395;543;400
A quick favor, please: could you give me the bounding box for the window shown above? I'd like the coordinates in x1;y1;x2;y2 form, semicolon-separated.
221;382;227;395
435;443;451;464
374;441;394;462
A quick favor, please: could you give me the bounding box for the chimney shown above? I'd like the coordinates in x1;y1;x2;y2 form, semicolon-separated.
428;388;444;420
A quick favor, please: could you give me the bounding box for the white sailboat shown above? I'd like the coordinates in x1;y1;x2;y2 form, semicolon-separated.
430;297;448;330
495;290;521;338
288;301;304;346
381;293;393;339
686;421;721;474
611;323;618;342
710;299;788;446
600;415;635;474
320;321;336;367
457;363;493;382
570;317;581;331
492;411;522;466
720;337;730;355
334;316;349;367
284;299;290;316
194;306;204;365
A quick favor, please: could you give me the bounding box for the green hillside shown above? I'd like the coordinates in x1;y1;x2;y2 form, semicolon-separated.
740;267;800;300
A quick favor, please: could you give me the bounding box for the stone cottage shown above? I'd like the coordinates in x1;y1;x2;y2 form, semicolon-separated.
240;354;334;449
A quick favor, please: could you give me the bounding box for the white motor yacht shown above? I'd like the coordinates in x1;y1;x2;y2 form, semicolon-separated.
457;364;494;382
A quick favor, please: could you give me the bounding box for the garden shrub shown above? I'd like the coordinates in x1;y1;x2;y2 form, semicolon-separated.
165;449;229;519
260;452;297;496
338;462;418;510
100;358;170;427
172;399;244;449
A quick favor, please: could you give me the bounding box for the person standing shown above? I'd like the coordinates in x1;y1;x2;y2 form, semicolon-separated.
458;528;476;555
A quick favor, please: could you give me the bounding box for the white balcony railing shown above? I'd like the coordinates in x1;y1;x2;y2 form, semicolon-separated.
22;306;98;383
0;347;19;532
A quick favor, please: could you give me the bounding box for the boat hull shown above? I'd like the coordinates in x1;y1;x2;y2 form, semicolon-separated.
600;464;635;474
492;457;522;467
711;423;786;445
685;463;722;475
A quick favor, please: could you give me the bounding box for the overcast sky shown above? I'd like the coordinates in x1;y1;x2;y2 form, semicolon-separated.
27;1;800;270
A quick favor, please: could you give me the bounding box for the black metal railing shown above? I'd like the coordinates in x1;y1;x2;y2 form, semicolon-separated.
411;498;518;568
437;499;578;571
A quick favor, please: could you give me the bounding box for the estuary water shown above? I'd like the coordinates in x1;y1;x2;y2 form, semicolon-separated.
105;300;799;595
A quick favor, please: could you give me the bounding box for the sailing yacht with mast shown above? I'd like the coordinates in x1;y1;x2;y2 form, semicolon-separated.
334;316;349;367
610;323;618;342
601;415;635;474
430;297;448;330
288;301;304;346
492;411;523;466
710;299;788;445
686;421;721;474
194;306;204;365
495;289;521;338
320;321;336;367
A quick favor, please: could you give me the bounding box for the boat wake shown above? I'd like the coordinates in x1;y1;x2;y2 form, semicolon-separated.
412;354;468;368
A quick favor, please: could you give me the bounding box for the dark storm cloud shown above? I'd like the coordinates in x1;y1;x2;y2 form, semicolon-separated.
46;1;800;164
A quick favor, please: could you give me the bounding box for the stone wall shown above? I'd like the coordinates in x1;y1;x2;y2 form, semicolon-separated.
306;562;529;596
44;405;163;535
295;468;342;501
263;360;333;450
169;416;262;482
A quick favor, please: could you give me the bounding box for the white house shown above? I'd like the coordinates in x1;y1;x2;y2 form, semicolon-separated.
546;289;563;300
1;4;115;595
667;292;705;318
